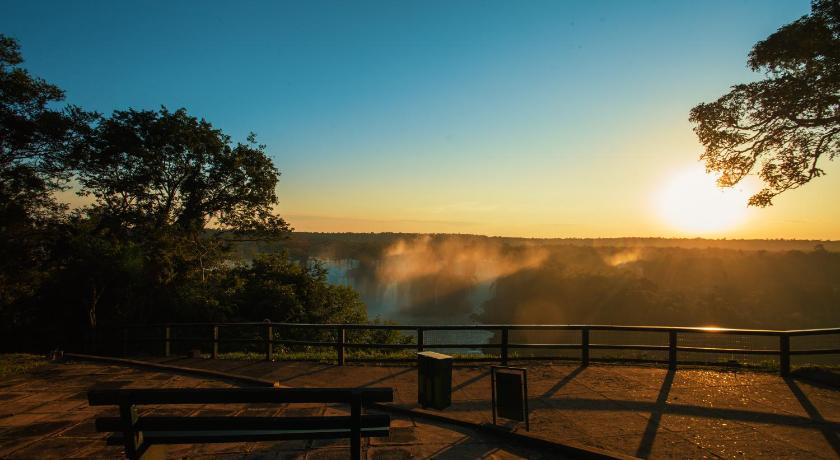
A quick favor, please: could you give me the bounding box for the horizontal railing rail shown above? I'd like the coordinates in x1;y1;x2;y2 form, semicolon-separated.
115;322;840;376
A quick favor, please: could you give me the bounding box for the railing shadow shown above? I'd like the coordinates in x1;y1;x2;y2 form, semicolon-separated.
541;365;585;398
452;369;491;392
274;364;337;384
635;369;674;458
785;377;840;457
361;367;414;387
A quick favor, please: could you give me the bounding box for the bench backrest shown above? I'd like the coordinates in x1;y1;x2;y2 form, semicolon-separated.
88;387;393;460
88;386;394;406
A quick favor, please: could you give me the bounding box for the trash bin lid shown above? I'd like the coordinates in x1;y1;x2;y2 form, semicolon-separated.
417;351;452;360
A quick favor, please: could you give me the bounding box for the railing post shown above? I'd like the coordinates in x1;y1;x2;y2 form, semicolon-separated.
668;331;677;370
211;325;219;359
264;319;273;361
581;328;590;366
337;327;345;366
122;327;128;357
164;325;171;357
501;328;509;365
780;334;790;377
417;328;424;353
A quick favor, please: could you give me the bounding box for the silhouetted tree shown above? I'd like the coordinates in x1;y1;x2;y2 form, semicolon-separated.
0;34;92;320
62;107;293;331
224;253;366;325
75;107;289;239
1;36;395;352
689;0;840;206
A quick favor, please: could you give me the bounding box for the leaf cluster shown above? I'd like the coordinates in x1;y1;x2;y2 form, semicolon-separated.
689;0;840;206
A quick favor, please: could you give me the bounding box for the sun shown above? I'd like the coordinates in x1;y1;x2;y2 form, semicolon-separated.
656;166;753;234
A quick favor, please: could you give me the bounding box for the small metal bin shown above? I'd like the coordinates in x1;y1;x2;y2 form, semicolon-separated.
417;351;452;410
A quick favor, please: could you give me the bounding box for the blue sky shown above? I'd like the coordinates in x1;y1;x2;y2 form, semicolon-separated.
6;0;836;238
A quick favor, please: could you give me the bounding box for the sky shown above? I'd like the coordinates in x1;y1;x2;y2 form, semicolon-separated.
3;0;838;239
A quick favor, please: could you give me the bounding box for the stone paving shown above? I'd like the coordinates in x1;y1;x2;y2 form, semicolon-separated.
142;357;840;459
0;361;552;459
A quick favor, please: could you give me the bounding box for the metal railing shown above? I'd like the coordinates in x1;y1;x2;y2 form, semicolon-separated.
118;322;840;376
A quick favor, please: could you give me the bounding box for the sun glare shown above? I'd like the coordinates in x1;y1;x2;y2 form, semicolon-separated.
657;166;752;235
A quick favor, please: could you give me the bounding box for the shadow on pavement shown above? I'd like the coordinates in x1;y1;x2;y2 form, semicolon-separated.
785;377;840;458
636;369;674;458
540;365;585;398
452;369;491;391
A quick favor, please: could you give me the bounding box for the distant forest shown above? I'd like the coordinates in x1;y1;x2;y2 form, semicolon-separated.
233;233;840;330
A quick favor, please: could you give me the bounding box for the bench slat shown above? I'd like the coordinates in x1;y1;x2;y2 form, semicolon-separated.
96;415;390;432
88;387;393;406
105;427;390;445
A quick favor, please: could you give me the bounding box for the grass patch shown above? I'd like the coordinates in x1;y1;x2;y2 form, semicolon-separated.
215;349;499;364
179;349;838;373
0;353;49;377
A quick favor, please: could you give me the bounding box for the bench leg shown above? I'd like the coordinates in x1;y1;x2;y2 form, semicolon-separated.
351;395;361;460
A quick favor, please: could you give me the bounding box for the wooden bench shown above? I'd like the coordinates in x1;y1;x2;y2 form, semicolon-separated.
87;387;393;460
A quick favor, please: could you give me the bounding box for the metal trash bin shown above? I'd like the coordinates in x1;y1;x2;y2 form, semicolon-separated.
417;351;452;410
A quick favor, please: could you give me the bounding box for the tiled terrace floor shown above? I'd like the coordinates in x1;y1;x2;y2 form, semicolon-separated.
0;361;551;459
143;357;840;459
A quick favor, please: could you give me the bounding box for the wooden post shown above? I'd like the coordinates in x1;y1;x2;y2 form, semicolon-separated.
350;391;362;460
122;328;128;357
417;328;424;353
780;334;790;376
668;331;677;370
264;320;273;362
164;326;171;358
581;328;590;366
501;328;509;365
119;403;142;460
211;325;219;359
337;327;345;366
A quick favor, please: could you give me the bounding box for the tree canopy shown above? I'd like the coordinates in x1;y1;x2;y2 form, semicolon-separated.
75;108;289;239
0;34;91;311
0;34;378;352
689;0;840;206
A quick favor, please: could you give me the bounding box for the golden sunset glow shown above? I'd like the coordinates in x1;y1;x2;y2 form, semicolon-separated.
656;167;754;235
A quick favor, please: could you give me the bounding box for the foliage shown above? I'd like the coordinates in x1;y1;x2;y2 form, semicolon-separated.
249;232;840;331
0;35;388;352
0;353;48;377
224;253;366;324
689;0;840;206
0;34;92;314
74;108;289;239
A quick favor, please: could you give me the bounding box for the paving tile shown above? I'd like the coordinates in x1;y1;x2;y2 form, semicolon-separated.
57;419;102;438
27;399;88;414
367;445;415;460
6;436;90;459
657;412;756;435
249;440;310;453
0;392;32;403
369;426;418;446
168;441;251;458
418;440;541;459
688;426;818;459
0;419;75;438
0;412;51;428
746;421;840;458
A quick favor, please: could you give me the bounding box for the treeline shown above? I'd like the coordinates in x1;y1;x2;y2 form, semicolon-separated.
476;246;840;330
0;35;375;352
239;233;840;330
244;232;840;262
